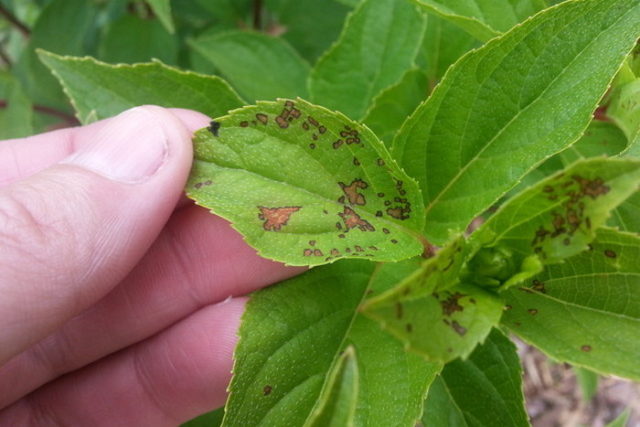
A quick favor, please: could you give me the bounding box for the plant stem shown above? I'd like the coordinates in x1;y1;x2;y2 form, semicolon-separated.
0;5;30;37
253;0;263;30
0;99;80;126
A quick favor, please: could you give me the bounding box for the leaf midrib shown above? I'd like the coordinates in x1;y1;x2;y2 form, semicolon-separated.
424;1;630;219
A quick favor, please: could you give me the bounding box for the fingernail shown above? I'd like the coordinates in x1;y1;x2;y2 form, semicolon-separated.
62;107;169;183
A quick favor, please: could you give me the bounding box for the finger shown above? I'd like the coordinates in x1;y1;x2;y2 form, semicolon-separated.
0;206;304;408
0;298;247;426
0;108;211;188
0;106;193;364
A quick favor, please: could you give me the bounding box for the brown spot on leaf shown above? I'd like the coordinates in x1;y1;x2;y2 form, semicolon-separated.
528;308;538;315
339;179;368;205
406;323;413;333
573;175;610;199
353;157;360;166
258;206;301;231
504;305;512;311
355;245;364;252
441;292;465;316
309;240;316;246
263;385;272;395
338;234;345;238
331;248;340;256
256;113;268;124
581;345;592;352
208;120;221;136
339;206;375;232
377;158;385;166
313;249;323;257
303;249;313;256
604;249;617;258
382;228;390;234
386;207;411;220
391;239;398;244
532;280;546;293
240;121;249;127
451;321;466;336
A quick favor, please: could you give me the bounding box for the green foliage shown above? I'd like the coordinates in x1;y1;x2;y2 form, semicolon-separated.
502;228;640;380
187;98;426;266
6;0;640;424
308;0;426;120
38;51;244;123
189;31;310;102
422;329;529;427
412;0;546;41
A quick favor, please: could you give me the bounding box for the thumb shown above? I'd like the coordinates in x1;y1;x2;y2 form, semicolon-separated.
0;106;194;364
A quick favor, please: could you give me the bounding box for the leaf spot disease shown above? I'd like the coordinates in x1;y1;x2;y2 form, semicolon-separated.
208;120;221;136
339;206;375;232
256;113;268;124
194;180;212;189
581;345;592;352
441;292;465;316
528;308;538;315
263;385;272;396
339;179;368;205
604;249;617;258
258;206;301;231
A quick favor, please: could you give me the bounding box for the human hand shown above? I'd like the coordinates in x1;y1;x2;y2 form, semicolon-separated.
0;106;304;425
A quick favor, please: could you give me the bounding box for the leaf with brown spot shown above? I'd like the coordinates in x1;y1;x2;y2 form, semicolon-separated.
469;158;640;289
187;98;425;266
502;228;640;381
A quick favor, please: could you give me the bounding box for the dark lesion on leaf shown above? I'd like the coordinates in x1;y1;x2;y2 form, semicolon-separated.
443;319;467;336
258;206;301;231
275;100;302;129
263;385;272;395
193;180;212;189
440;292;465;316
604;249;617;258
208;120;221;136
338;206;375;232
531;175;610;256
339;179;368;205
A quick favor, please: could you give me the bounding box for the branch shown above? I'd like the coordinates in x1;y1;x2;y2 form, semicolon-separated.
253;0;263;30
0;5;30;37
0;99;80;127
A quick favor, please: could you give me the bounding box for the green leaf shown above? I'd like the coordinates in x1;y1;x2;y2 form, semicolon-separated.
502;228;640;381
574;366;598;402
417;13;478;88
610;78;640;156
412;0;546;41
393;0;640;245
223;261;440;426
469;158;640;288
610;192;640;233
308;0;426;120
264;0;351;62
0;72;33;139
146;0;174;33
181;408;224;427
98;14;178;65
38;51;244;124
189;31;310;102
362;280;504;363
422;329;529;427
362;69;429;145
305;347;359;427
187;98;426;266
559;121;628;164
13;0;97;110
